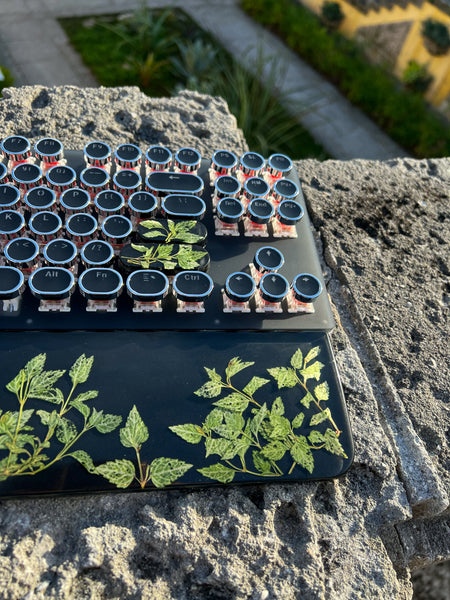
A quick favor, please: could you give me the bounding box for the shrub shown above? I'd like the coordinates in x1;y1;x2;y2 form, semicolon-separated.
402;61;433;94
422;19;450;55
321;2;344;26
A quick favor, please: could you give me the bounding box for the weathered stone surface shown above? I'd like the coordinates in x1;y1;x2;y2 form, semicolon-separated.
0;85;446;600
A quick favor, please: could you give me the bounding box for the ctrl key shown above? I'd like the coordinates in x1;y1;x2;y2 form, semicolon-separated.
78;268;123;312
0;266;25;314
172;271;213;313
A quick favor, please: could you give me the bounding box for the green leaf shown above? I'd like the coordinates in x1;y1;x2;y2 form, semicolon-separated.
144;229;166;239
198;462;235;483
119;405;149;448
36;409;59;430
140;220;166;230
233;437;252;460
261;440;287;461
292;412;305;429
156;243;174;259
290;348;303;369
204;367;222;383
71;390;99;404
194;379;222;398
69;354;94;385
314;382;330;402
7;434;36;453
224;411;245;434
310;408;332;427
323;429;348;458
96;459;135;488
225;357;254;380
169;423;203;444
299;361;325;383
205;437;234;459
27;370;65;400
131;243;150;253
69;450;97;474
250;403;268;437
6;369;27;396
55;418;78;445
0;412;16;435
268;414;291;440
213;393;249;413
177;246;207;269
0;435;10;450
252;451;273;475
150;457;192;488
271;396;285;416
243;376;269;397
70;401;90;419
304;346;320;365
162;261;176;270
23;354;46;379
37;387;64;404
267;367;297;389
301;392;315;409
290;437;314;474
95;413;122;434
203;408;224;433
309;430;325;445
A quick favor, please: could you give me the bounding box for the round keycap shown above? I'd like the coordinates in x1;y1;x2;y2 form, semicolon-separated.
79;268;123;300
0;210;25;239
81;240;114;268
161;195;206;219
247;198;275;224
0;184;20;210
259;273;290;304
29;267;75;300
292;273;322;303
253;246;284;274
214;175;241;199
174;147;201;173
211;149;238;174
46;165;76;192
128;191;158;219
0;163;8;184
172;271;214;302
217;198;245;224
243;177;270;201
0;266;25;299
34;138;63;163
43;239;78;267
94;190;125;216
146;145;172;171
267;153;293;178
225;272;256;303
272;178;299;203
114;143;142;169
84;141;111;167
29;211;62;240
239;151;265;176
113;169;141;198
276;200;304;226
80;167;110;193
1;135;31;162
4;237;39;268
11;163;42;190
126;270;169;302
24;187;56;213
101;215;133;244
65;213;98;242
60;188;91;213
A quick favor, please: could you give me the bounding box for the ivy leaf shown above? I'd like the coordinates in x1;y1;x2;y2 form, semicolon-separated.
261;440;287;461
323;429;348;458
301;392;315;409
269;415;291;440
194;379;222;398
150;457;192;488
310;408;332;427
198;463;235;483
243;376;269;397
204;367;222;383
250;403;268;437
271;397;285;416
314;382;330;402
203;408;224;434
309;430;325;445
71;390;98;404
290;436;314;474
267;367;297;389
69;450;97;474
169;423;203;444
95;413;122;434
119;405;149;449
290;348;303;370
69;354;94;385
213;393;249;413
205;437;234;459
70;401;90;419
252;451;273;475
96;459;135;488
304;346;320;365
225;357;254;380
55;418;77;445
292;412;305;429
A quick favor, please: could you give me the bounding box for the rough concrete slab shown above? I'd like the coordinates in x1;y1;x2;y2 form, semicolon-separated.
0;85;421;600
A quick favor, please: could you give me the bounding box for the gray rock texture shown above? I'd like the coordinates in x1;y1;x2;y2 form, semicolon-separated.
0;86;448;600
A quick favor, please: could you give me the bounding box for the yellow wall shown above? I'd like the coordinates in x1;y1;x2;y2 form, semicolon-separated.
300;0;450;106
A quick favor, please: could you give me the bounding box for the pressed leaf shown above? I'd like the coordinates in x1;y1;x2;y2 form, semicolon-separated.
271;396;285;416
301;392;315;409
96;459;135;488
309;430;325;445
6;370;26;396
314;382;330;402
70;450;97;474
140;220;166;230
198;462;235;483
224;411;245;434
28;371;65;399
233;437;252;459
310;408;332;427
252;450;273;475
290;348;304;369
267;367;297;389
243;376;269;397
225;357;254;380
95;413;122;434
120;405;149;448
290;437;314;474
204;367;222;383
250;403;268;437
70;401;90;419
71;390;99;404
304;346;320;365
169;423;203;444
203;408;224;433
292;412;305;429
131;243;150;253
261;440;287;461
177;246;207;269
55;418;78;445
23;354;46;379
36;409;59;430
205;437;234;459
150;457;192;488
213;393;249;413
69;354;94;385
323;429;348;458
268;415;291;440
0;435;10;450
0;412;16;435
299;361;325;383
37;387;64;404
144;229;165;239
194;379;222;398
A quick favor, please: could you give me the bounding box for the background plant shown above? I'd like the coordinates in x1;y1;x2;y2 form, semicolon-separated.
0;66;14;96
421;18;450;54
402;61;433;94
321;1;344;26
170;348;347;484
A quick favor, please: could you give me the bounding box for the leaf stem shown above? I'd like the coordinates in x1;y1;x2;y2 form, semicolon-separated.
295;373;341;436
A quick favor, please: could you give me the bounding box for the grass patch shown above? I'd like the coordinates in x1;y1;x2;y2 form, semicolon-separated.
60;9;327;160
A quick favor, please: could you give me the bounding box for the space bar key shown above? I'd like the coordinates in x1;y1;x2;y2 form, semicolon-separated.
147;171;204;195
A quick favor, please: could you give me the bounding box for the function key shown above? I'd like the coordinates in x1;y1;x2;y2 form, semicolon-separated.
94;190;125;220
215;197;244;237
174;147;201;173
81;240;114;268
11;163;43;195
4;237;40;273
80;166;110;197
0;163;9;185
0;184;20;211
272;178;299;204
0;266;25;313
34;138;64;167
60;187;91;215
243;177;270;204
256;272;290;313
289;273;322;313
65;212;98;245
172;270;213;312
0;210;26;242
101;215;133;250
114;143;142;170
78;268;123;312
126;270;169;312
223;272;256;313
213;175;241;206
245;198;274;238
128;191;158;224
1;135;31;166
211;149;238;175
146;145;172;171
273;200;304;239
29;211;63;244
113;168;141;200
239;152;265;178
24;187;57;213
29;267;75;312
43;239;78;270
146;171;204;198
161;195;206;220
267;153;293;179
46;165;76;196
84;141;112;168
252;246;285;281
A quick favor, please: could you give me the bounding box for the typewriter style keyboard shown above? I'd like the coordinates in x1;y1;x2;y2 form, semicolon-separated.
0;136;333;332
